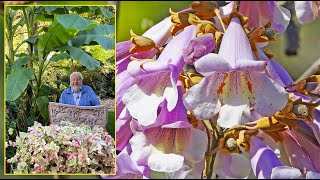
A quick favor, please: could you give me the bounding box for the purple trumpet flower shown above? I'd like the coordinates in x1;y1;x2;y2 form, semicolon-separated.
102;145;150;179
183;17;288;128
295;1;320;24
238;1;291;33
122;25;197;126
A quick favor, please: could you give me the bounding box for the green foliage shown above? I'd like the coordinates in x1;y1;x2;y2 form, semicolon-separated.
6;68;35;102
56;14;96;30
37;20;78;58
11;56;31;69
57;45;100;70
48;52;70;62
69;24;115;50
36;96;50;119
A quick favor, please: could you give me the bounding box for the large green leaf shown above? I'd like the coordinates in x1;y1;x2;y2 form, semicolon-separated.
49;52;71;62
57;46;100;70
56;14;96;30
69;24;115;50
6;68;35;102
36;96;49;119
38;20;78;58
12;56;31;69
99;7;114;18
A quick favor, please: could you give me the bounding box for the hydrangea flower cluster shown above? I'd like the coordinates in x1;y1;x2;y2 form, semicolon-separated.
7;121;115;174
111;1;320;179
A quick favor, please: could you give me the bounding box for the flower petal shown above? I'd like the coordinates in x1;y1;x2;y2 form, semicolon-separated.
183;33;215;65
103;145;149;179
116;70;135;110
257;48;294;87
165;164;192;179
271;166;303;179
194;53;232;76
157;84;191;128
290;128;320;172
218;17;255;67
281;131;316;171
306;171;320;179
270;3;291;34
129;132;154;166
295;1;318;24
249;136;282;179
116;55;132;75
247;72;288;116
122;84;164;126
157;25;197;65
116;41;132;62
239;2;291;33
213;150;251;179
142;17;173;46
148;152;184;172
217;103;251;128
116;108;133;151
127;60;170;79
312;109;320;145
183;128;207;163
233;59;267;72
183;73;224;120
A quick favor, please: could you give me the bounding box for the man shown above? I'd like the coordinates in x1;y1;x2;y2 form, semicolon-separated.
59;72;100;106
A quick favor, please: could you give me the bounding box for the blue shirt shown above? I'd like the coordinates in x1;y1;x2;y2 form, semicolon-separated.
59;85;100;106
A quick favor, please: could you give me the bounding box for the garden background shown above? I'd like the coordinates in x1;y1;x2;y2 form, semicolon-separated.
1;0;320;179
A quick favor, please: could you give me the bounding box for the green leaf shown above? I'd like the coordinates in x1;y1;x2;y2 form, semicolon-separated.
43;6;66;13
38;20;78;58
26;115;36;126
49;52;71;62
6;68;35;102
56;14;96;31
41;85;52;95
36;96;49;119
69;25;115;50
57;46;100;70
36;14;54;22
89;6;99;11
25;36;39;44
12;56;31;69
99;7;114;18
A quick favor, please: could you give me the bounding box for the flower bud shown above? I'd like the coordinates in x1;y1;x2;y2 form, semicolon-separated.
183;33;215;64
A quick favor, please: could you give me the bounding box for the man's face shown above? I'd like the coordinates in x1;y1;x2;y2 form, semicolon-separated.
70;75;82;92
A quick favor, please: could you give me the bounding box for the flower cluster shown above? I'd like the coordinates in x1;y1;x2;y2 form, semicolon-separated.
7;121;115;174
111;1;320;179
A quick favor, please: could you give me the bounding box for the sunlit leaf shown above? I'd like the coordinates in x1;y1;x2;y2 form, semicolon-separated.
69;24;115;50
37;20;77;58
57;45;100;70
